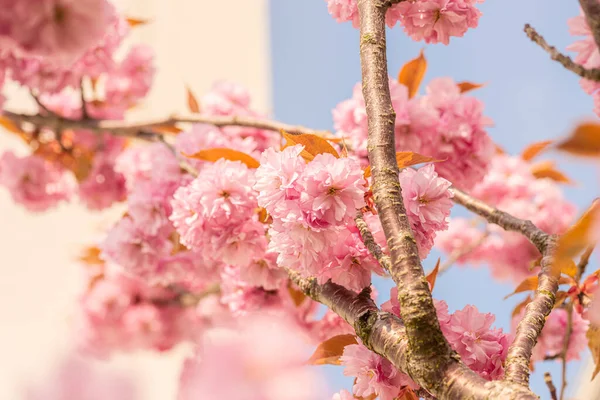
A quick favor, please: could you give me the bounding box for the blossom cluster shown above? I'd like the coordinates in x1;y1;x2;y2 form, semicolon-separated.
326;0;485;45
333;77;494;190
436;154;577;283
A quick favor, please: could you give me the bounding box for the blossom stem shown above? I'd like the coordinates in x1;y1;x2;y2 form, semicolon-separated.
544;372;558;400
355;210;392;272
523;24;600;82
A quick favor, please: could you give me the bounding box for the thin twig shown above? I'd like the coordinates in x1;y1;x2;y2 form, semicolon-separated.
355;210;392;272
524;24;600;81
2;110;329;139
575;245;595;282
80;78;89;120
544;372;558;400
559;303;573;400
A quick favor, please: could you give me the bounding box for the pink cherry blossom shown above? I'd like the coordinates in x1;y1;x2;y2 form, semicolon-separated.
567;12;600;69
104;44;155;107
325;0;359;28
396;0;483;45
178;315;326;400
239;251;288;291
0;151;74;211
114;142;182;190
255;144;307;216
101;217;173;279
300;153;366;225
78;158;126;210
399;164;453;258
341;343;417;400
22;353;138;400
435;218;487;265
444;305;511;380
5;0;116;62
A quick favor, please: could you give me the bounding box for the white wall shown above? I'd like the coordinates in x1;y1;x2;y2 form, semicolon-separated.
0;1;271;398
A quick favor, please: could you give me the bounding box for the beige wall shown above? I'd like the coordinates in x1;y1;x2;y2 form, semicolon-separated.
0;1;271;398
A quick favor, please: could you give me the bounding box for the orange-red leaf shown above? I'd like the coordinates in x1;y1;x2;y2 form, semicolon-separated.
126;17;150;28
556;122;600;157
257;207;272;224
397;388;420;400
183;148;260;169
186;86;200;114
554;200;600;275
530;161;573;184
457;81;485;93
282;131;340;161
512;295;532;318
153;124;183;134
521;140;553;161
587;324;600;379
79;246;104;265
554;291;569;309
505;275;573;299
426;258;441;292
364;152;442;178
287;282;307;307
495;143;506;154
308;334;357;365
398;50;427;98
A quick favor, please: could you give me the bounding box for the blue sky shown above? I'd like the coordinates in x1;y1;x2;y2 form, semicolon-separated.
270;1;599;398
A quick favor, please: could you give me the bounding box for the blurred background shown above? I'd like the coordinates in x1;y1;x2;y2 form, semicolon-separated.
0;0;598;399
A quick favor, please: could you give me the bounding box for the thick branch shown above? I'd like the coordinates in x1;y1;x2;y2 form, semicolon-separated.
354;1;533;398
2;110;327;138
579;0;600;52
524;24;600;81
287;271;536;399
450;187;558;386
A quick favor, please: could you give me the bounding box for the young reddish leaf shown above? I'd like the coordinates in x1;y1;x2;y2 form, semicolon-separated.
521;140;553;161
554;200;600;275
505;275;573;299
185;85;201;114
308;334;357;365
287;283;307;307
426;258;441;292
457;81;485;93
397;388;420;400
530;161;573;184
398;49;427;98
512;295;532;318
282;131;340;161
495;143;506;154
126;17;150;28
587;324;600;379
363;152;442;178
257;207;272;224
556;122;600;157
79;246;104;265
153;124;183;134
183;148;260;169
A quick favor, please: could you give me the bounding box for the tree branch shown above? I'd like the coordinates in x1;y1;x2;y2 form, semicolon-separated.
355;210;392;272
544;372;558;400
287;270;536;399
579;0;600;52
523;24;600;82
450;187;558;387
1;110;329;138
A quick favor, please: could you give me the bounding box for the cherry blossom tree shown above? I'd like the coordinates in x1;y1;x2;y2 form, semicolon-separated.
2;0;600;399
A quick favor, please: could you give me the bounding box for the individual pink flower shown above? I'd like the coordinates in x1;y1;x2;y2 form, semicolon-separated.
255;144;307;216
317;228;383;292
341;343;417;400
78;158;127;210
396;0;483;45
101;217;173;279
444;305;511;380
515;308;590;363
6;0;116;62
309;310;355;342
300;153;366;225
567;12;600;69
105;44;155;107
22;353;138;400
114;142;182;190
399;164;453;257
170;159;259;251
127;179;180;236
178;315;326;400
0;151;74;211
239;251;288;291
325;0;359;28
